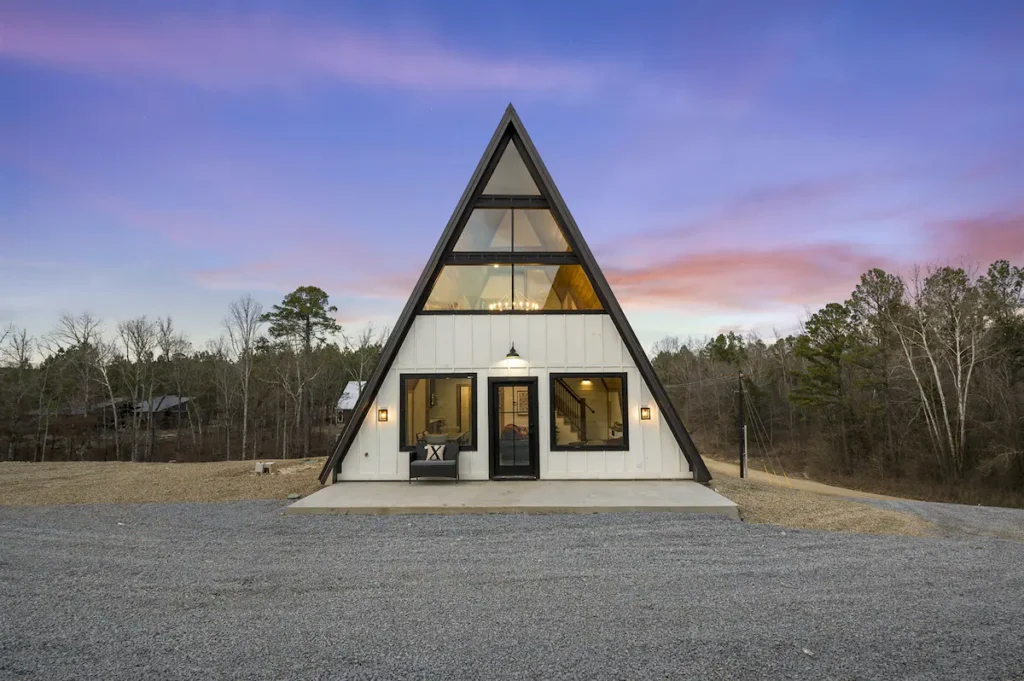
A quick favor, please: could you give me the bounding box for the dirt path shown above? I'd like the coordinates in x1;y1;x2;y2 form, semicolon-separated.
706;458;901;500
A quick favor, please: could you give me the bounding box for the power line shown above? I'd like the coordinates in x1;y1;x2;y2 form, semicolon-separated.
662;375;737;389
744;389;791;487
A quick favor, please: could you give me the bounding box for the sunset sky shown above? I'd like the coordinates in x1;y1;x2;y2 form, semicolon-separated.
2;1;1022;351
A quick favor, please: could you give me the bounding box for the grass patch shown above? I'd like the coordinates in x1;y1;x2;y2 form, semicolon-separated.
1;456;933;537
711;475;931;536
0;459;325;506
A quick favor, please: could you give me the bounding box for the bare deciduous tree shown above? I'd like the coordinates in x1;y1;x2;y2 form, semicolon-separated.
54;313;102;438
118;317;157;462
224;296;264;460
889;267;988;479
92;337;122;460
206;336;235;460
158;318;196;456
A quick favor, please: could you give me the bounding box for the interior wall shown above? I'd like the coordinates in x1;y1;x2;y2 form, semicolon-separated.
338;314;693;481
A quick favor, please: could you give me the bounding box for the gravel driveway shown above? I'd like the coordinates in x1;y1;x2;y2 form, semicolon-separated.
2;502;1023;681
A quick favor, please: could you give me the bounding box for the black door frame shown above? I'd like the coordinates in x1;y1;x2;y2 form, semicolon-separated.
488;376;540;480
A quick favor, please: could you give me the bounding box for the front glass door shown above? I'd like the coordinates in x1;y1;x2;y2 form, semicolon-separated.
490;379;538;478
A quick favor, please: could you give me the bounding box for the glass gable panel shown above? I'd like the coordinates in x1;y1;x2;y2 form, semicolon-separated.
424;265;512;311
482;140;541;196
512;209;571;252
453;209;512;252
513;265;603;311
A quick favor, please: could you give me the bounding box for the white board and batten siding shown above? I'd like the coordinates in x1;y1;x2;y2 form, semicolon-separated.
338;314;693;481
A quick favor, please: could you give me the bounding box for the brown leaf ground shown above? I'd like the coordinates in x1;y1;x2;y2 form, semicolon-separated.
0;457;932;536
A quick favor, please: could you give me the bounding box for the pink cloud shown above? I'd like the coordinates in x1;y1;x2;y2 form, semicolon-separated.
931;213;1024;264
0;8;598;92
603;209;1024;312
604;175;885;258
604;244;898;311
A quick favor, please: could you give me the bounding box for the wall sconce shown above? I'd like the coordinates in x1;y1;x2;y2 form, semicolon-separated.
377;408;388;422
506;344;520;359
640;406;651;421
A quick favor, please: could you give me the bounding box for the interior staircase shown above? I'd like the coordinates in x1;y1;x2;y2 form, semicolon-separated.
553;378;594;445
553;412;579;445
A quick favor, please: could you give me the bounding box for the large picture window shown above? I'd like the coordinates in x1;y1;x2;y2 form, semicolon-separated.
550;373;628;450
400;374;477;451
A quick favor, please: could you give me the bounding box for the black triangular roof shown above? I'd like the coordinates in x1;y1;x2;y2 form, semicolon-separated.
319;104;710;483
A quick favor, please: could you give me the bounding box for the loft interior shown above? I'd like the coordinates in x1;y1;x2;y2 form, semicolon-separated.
319;105;710;484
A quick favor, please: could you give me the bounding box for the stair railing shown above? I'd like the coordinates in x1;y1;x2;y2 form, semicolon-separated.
553;379;595;442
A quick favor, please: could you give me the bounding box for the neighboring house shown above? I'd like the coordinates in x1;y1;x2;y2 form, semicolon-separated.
93;398;135;428
135;395;191;428
318;105;710;484
29;398;133;426
335;381;366;426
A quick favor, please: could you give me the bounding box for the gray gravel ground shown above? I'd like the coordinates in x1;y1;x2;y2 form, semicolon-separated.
862;498;1024;541
2;503;1023;681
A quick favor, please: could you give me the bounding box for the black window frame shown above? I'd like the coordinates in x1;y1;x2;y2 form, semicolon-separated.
398;373;478;452
549;372;629;451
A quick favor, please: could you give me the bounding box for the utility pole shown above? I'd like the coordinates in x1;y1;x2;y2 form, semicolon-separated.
738;370;747;478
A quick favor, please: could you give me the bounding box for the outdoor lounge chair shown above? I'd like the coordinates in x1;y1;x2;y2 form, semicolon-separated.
409;441;460;483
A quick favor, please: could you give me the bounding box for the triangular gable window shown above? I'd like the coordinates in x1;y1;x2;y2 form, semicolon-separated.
482;139;541;196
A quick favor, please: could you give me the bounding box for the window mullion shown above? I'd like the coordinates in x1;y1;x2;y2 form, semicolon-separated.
510;209;516;309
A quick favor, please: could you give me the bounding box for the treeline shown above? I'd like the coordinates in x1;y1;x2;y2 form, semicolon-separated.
0;286;385;463
4;262;1022;505
654;260;1024;506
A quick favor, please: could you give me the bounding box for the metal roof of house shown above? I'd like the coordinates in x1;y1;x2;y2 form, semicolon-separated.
135;395;191;413
336;381;365;411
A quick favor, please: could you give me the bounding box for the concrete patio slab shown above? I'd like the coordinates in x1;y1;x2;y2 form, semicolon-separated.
285;480;738;518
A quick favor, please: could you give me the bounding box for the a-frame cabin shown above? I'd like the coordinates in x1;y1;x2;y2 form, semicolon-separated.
320;105;711;484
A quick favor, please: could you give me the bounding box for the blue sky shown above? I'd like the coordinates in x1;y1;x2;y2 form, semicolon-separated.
1;0;1022;351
